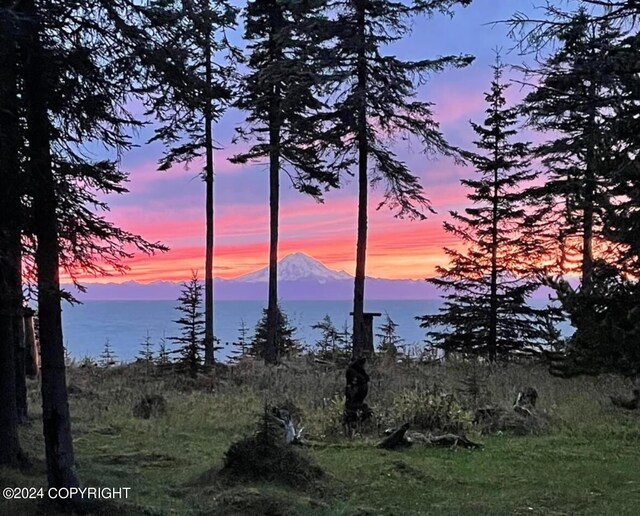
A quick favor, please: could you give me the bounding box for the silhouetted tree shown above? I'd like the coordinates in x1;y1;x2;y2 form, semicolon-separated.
419;61;555;361
509;1;640;52
138;331;155;362
171;273;205;377
99;340;118;367
547;264;640;381
327;0;474;357
509;0;640;384
12;0;168;494
0;0;25;466
143;0;238;365
157;336;171;366
250;306;301;359
20;0;81;491
231;0;340;364
230;319;250;363
520;11;626;292
311;315;345;360
376;314;404;358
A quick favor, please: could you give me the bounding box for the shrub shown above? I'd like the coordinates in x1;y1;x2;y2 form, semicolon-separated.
390;386;473;434
307;394;346;439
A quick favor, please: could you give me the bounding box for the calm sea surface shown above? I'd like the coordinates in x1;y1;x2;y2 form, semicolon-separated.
61;299;443;362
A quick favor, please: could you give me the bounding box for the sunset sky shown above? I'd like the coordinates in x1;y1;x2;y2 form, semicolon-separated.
75;0;546;284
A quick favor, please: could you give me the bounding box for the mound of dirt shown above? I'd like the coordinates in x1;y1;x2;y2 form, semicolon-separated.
221;410;324;490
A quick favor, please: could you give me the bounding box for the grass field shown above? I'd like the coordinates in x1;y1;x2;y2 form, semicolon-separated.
2;358;639;515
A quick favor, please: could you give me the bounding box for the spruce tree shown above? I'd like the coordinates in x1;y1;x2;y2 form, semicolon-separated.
600;32;640;275
138;331;155;362
143;0;238;366
250;306;301;359
509;2;640;383
311;315;341;360
327;0;474;357
230;319;250;363
157;336;171;366
520;11;625;292
419;61;555;361
376;314;404;358
0;0;25;466
14;0;170;493
0;0;173;491
99;340;118;367
171;273;206;377
231;0;340;365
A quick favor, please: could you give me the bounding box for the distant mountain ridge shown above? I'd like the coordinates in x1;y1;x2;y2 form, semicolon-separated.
66;253;439;301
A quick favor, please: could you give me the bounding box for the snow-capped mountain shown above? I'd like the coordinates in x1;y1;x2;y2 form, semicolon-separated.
65;253;441;300
235;252;352;283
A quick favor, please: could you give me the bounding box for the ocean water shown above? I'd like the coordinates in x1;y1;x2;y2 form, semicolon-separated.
61;299;443;362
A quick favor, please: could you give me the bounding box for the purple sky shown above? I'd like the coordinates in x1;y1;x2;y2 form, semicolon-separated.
71;0;554;284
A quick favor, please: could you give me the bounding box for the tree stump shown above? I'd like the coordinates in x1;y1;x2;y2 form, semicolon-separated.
513;387;538;416
343;358;372;432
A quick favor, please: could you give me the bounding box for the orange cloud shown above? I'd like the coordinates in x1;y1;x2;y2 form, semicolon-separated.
62;183;469;284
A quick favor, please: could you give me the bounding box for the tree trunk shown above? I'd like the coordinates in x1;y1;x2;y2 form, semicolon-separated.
582;156;595;292
581;88;597;293
0;15;24;465
24;309;40;377
265;10;282;365
203;34;215;366
352;3;369;358
488;130;500;363
266;108;280;365
22;0;80;490
15;304;28;423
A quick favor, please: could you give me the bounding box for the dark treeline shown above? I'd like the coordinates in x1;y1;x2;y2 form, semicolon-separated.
2;0;640;505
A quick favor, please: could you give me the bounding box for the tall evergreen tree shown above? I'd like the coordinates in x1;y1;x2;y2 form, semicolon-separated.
6;0;167;494
520;11;626;293
143;0;238;366
171;273;205;377
0;0;26;467
20;0;81;490
419;62;554;361
327;0;474;357
600;31;640;275
516;10;640;382
231;0;340;365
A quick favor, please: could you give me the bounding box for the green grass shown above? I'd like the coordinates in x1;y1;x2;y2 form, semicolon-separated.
2;359;639;515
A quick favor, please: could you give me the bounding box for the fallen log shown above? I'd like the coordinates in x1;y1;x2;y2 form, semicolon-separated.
378;424;483;450
427;433;483;449
378;423;410;449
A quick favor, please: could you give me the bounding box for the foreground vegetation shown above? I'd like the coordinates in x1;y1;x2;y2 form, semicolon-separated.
2;358;639;515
